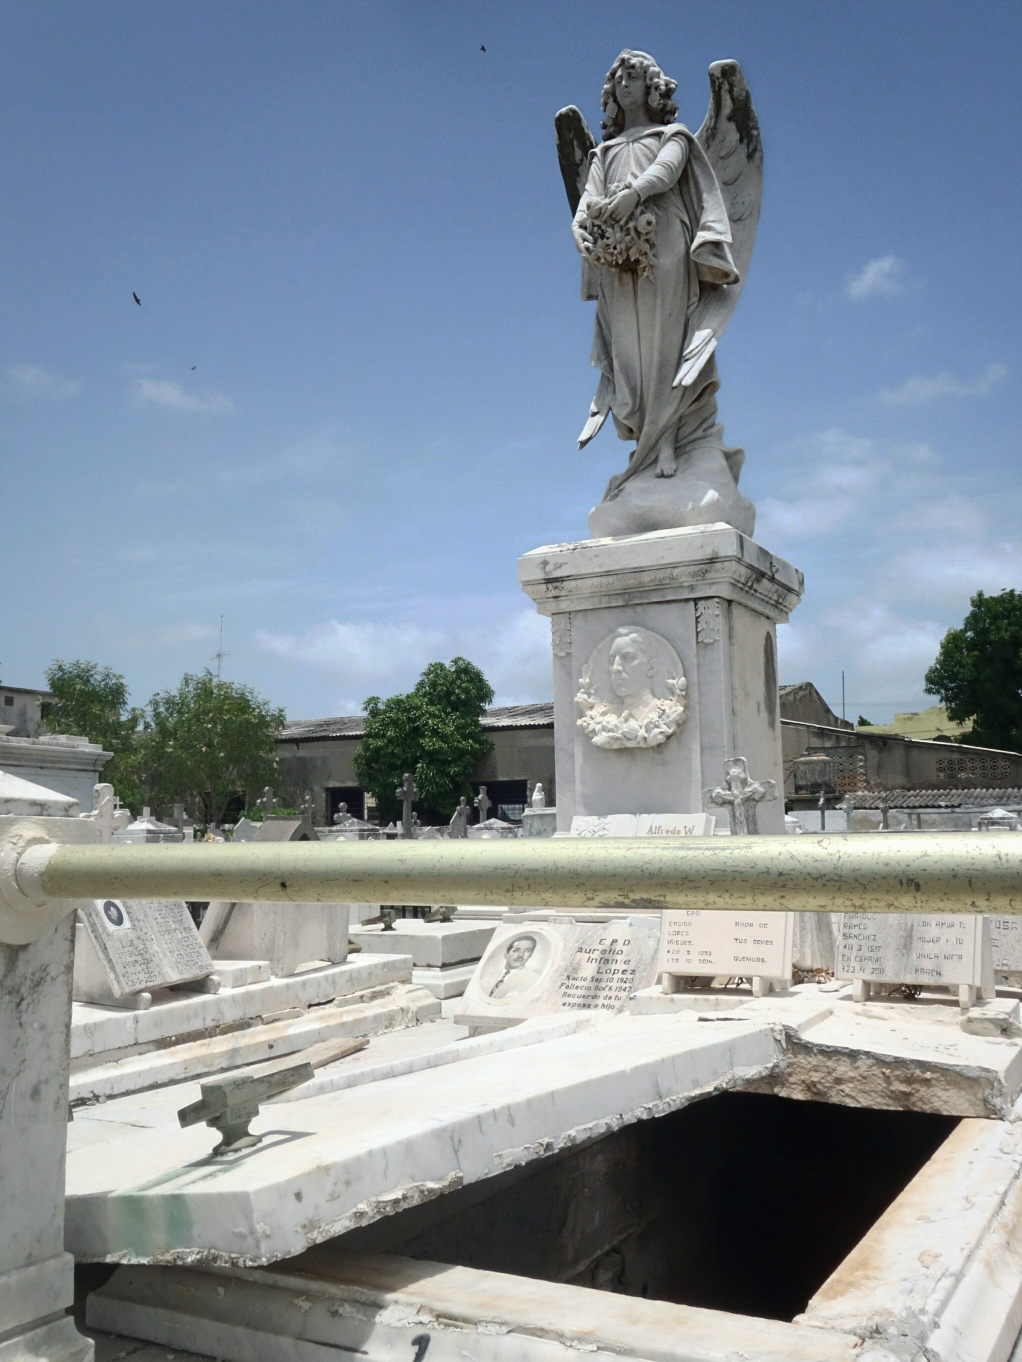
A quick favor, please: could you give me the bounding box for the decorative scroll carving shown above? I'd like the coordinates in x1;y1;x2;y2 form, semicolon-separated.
551;615;572;658
695;599;722;644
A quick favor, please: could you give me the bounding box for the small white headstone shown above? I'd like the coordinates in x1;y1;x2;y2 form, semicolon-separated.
835;913;995;1006
659;910;794;995
454;916;661;1031
987;917;1022;980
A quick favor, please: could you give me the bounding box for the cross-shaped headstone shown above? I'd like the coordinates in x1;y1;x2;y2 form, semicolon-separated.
474;786;491;823
396;772;420;839
449;797;471;838
705;756;777;836
879;794;890;830
818;788;827;832
256;787;276;818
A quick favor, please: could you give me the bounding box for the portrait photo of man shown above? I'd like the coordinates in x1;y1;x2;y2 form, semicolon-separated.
487;933;546;1000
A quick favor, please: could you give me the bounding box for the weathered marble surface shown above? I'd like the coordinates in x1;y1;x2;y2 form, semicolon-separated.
519;525;801;829
202;900;349;977
64;1012;780;1264
350;919;495;968
836;913;996;1003
659;908;794;986
75;898;214;1004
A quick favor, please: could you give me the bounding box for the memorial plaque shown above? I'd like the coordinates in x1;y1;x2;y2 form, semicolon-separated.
659;910;793;983
454;916;661;1031
987;917;1022;979
835;913;995;999
77;899;215;999
569;815;638;837
636;813;715;837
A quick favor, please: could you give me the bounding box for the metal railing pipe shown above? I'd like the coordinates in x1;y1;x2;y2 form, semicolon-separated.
13;832;1022;915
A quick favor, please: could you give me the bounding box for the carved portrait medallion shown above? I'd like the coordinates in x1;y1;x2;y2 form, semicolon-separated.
575;626;687;750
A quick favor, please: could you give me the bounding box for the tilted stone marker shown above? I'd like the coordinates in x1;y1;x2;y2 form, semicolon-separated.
455;916;661;1033
75;898;216;1008
474;786;491;823
836;913;996;1007
659;909;794;996
449;796;471;838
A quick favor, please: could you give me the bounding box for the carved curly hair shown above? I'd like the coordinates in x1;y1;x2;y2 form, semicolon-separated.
600;49;678;140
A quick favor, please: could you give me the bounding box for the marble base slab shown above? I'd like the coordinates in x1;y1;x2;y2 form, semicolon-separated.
64;1012;780;1264
70;954;414;1063
412;962;477;999
207;959;272;987
351;920;496;967
69;983;440;1105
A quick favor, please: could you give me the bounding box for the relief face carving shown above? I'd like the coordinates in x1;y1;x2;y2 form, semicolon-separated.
575;626;687;749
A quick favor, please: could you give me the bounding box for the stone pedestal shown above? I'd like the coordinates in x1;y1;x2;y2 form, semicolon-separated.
518;524;803;833
1;815;97;1362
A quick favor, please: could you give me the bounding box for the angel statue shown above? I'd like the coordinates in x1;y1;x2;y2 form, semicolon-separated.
556;52;762;538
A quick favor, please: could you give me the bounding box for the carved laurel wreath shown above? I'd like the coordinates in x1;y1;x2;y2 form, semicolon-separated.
575;672;687;750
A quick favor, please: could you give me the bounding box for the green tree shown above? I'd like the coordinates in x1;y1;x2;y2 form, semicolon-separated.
924;589;1022;751
354;658;494;824
43;660;144;807
136;671;285;826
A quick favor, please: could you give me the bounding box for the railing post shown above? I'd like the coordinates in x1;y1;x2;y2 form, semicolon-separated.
0;816;98;1362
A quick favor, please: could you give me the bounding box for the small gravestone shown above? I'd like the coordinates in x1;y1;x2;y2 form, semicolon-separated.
835;913;996;1007
454;916;661;1032
75;899;216;1008
449;797;471;839
988;917;1022;983
659;910;794;996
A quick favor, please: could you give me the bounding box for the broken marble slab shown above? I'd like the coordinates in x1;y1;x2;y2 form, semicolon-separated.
835;913;996;1006
74;898;215;1007
659;909;794;996
70;953;414;1064
69;982;440;1105
63;1012;780;1265
86;1254;864;1362
454;916;661;1032
350;918;495;968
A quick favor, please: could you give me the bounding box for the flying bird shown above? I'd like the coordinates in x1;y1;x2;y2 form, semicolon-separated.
480;45;486;52
191;365;196;370
132;292;141;306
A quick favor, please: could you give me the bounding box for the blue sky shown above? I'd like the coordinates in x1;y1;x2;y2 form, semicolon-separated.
2;0;1019;724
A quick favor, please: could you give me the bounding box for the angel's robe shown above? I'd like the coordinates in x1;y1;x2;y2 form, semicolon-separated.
573;123;739;496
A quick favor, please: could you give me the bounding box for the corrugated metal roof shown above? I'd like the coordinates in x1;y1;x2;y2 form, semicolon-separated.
279;702;555;743
846;788;1022;809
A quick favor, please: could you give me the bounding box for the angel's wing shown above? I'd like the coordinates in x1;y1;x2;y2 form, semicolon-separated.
674;60;763;388
555;106;596;215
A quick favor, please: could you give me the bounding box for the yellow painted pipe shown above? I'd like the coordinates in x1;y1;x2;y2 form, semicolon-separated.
17;832;1022;915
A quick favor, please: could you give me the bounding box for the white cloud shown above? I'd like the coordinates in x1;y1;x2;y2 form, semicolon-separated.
880;363;1007;406
845;255;905;300
135;377;233;414
754;429;885;543
883;541;1022;605
3;363;80;400
255;608;553;713
893;496;988;537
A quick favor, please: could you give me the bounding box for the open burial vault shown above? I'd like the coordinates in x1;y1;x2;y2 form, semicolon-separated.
73;985;1022;1362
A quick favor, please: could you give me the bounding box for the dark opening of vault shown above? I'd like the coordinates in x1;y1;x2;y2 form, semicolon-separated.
338;1092;958;1322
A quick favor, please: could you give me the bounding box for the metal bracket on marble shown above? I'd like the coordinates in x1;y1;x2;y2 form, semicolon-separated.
178;1060;315;1155
425;905;454;923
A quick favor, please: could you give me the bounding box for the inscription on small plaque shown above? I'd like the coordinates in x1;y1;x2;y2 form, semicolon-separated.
78;898;215;999
835;913;995;1004
659;910;794;985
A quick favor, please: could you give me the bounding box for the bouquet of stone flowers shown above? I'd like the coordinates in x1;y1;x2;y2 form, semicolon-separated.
583;190;657;279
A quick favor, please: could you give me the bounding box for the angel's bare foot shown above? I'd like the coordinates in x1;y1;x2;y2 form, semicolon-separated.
655;451;677;478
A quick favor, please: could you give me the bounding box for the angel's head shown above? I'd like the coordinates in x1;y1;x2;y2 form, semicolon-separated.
600;50;678;139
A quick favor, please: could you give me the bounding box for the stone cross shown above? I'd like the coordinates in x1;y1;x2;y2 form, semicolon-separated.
705;756;777;836
396;772;420;839
879;794;890;830
256;787;275;818
449;797;471;839
474;786;491;823
818;788;827;832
